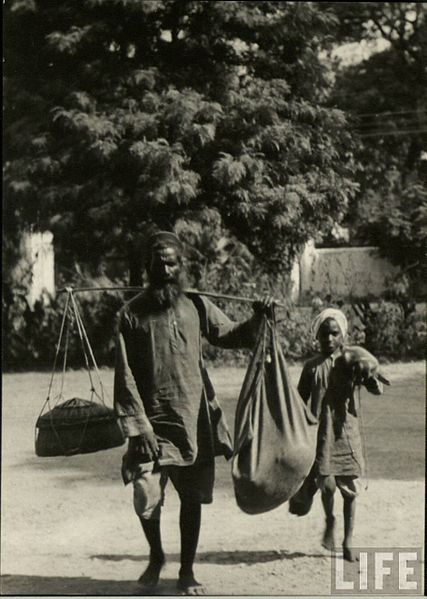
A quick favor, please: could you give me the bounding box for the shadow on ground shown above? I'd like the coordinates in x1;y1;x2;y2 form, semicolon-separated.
1;551;329;595
18;451;123;484
91;549;326;564
0;574;178;596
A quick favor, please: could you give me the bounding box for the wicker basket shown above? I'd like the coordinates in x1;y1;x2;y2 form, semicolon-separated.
35;397;125;457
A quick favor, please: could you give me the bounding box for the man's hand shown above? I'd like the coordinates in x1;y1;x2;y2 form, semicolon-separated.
129;430;160;462
252;295;276;316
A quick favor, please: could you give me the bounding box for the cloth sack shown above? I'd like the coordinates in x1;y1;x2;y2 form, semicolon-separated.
232;315;318;514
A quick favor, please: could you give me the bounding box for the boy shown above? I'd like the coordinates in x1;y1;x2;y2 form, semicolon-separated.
297;308;383;562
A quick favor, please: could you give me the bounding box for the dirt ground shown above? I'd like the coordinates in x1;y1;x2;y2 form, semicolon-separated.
1;362;425;596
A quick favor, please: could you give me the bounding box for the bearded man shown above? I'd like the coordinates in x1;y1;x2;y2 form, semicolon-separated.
114;231;269;595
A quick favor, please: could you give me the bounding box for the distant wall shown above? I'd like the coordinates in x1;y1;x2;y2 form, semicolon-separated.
16;233;401;307
292;241;400;301
21;231;56;308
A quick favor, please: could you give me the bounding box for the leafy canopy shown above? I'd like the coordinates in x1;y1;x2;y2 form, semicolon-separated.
328;2;427;281
4;0;358;281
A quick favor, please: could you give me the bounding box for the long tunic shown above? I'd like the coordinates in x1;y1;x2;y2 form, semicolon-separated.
298;348;383;477
114;291;257;476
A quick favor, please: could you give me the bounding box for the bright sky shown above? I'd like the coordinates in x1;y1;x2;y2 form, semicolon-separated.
332;38;391;66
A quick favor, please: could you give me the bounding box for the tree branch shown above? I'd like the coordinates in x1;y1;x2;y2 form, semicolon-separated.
372;17;393;42
371;14;419;64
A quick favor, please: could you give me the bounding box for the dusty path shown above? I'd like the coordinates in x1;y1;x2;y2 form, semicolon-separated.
1;477;424;595
1;364;424;595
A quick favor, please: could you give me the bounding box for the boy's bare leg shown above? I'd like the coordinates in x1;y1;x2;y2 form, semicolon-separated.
342;496;358;562
321;476;336;551
177;500;205;595
138;518;166;586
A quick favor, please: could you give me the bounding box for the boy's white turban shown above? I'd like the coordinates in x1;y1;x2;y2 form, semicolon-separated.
311;308;348;340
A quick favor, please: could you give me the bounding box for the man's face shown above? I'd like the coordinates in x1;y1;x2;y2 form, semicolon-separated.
148;247;181;286
317;318;343;355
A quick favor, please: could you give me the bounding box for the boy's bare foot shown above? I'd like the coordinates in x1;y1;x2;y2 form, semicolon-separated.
343;545;359;562
138;555;165;587
322;516;336;551
177;573;205;595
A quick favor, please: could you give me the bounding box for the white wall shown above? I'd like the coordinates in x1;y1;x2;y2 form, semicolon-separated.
21;231;56;308
293;241;400;301
14;233;400;306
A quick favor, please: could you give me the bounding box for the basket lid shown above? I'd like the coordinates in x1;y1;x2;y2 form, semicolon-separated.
36;398;117;428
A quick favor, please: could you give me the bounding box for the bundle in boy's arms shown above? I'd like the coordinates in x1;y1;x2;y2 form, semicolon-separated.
334;345;391;387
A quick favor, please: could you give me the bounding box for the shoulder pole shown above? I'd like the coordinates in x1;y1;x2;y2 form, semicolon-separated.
57;286;287;308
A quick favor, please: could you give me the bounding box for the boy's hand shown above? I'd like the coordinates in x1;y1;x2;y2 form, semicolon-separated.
353;359;390;387
353;359;371;385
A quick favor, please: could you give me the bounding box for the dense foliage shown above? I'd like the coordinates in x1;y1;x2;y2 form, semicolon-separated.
4;0;357;282
4;277;425;370
4;1;425;371
327;2;427;284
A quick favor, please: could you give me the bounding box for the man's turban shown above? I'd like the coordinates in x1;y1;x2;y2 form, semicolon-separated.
146;231;183;255
311;308;348;340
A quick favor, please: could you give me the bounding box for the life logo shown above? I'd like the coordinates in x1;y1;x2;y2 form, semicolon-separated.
331;547;423;595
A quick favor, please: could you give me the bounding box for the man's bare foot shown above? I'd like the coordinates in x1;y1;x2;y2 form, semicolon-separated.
322;517;336;551
138;555;165;587
177;573;205;595
343;545;359;562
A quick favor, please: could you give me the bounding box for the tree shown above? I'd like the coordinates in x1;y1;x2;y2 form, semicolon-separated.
4;1;358;284
326;2;427;284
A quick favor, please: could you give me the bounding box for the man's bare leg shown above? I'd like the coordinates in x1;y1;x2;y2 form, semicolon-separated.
321;476;336;551
342;496;358;562
177;500;204;595
138;518;166;586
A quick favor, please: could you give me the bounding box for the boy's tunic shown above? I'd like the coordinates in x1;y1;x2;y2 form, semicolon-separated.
298;348;382;477
114;292;256;482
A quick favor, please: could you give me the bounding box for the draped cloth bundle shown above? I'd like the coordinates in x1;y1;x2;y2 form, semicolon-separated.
232;313;318;515
334;345;390;386
35;290;125;457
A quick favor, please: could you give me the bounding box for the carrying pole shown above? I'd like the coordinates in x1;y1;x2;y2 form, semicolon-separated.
57;286;287;309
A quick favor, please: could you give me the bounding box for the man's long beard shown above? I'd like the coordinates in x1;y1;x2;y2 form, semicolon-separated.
148;274;186;310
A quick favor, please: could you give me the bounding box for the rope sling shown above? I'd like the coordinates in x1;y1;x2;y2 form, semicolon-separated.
36;284;278;458
35;288;125;457
35;284;286;458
